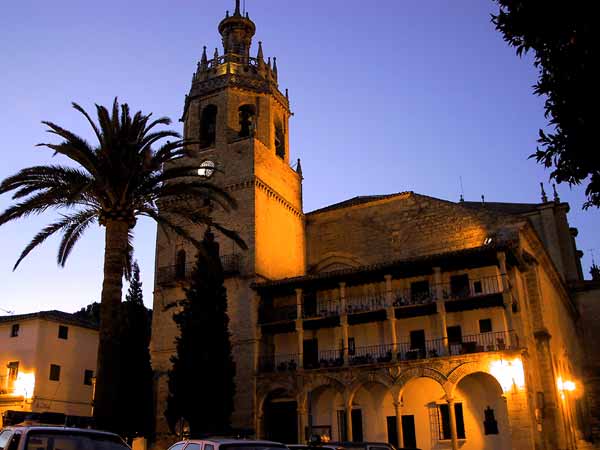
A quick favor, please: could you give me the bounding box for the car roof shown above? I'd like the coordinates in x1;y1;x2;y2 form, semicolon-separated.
2;426;121;438
183;439;286;446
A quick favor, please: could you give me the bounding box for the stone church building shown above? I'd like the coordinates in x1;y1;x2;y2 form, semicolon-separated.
151;3;597;449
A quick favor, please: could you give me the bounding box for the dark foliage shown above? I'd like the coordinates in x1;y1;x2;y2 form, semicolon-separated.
492;2;598;208
165;231;236;437
115;261;154;438
74;302;101;325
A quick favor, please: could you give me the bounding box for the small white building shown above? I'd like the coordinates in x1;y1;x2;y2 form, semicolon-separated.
0;310;98;426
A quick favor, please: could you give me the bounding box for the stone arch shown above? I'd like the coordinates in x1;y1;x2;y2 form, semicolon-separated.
312;252;366;274
393;366;451;401
301;375;345;408
347;371;394;405
199;104;217;148
257;381;298;415
447;361;500;397
238;104;256;138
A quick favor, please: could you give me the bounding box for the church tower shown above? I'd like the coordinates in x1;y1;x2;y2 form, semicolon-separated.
151;0;305;442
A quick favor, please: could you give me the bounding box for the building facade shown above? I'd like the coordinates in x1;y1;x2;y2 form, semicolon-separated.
151;2;593;449
0;310;98;427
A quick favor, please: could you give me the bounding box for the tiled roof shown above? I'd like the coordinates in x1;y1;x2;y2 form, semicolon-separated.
307;192;413;215
0;310;98;330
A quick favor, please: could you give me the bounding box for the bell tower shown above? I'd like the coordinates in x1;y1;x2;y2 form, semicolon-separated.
151;1;305;441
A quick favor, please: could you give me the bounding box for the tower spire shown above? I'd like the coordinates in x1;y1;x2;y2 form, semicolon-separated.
234;0;241;16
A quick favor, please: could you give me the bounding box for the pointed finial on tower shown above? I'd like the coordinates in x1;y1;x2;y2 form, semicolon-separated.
201;46;208;67
273;57;278;76
257;41;264;60
296;158;303;177
540;182;548;203
552;184;560;203
234;0;241;16
481;194;485;205
285;88;289;100
267;57;272;71
226;10;230;18
459;194;464;202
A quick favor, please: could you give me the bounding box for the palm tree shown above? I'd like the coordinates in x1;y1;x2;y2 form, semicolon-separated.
0;99;245;430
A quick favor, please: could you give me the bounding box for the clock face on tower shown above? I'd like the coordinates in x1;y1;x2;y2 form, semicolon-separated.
198;160;215;178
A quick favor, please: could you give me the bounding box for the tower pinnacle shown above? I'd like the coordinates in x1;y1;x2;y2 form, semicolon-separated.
219;0;256;57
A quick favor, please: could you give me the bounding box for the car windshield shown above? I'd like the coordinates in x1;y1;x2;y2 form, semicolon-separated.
220;445;288;450
0;431;13;449
25;431;128;450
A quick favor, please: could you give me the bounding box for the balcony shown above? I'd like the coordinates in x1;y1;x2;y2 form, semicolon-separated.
258;331;518;374
156;254;241;285
258;276;506;327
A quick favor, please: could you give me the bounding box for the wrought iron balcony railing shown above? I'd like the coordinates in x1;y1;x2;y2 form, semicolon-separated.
439;275;503;301
345;292;387;314
156;254;241;285
258;331;519;373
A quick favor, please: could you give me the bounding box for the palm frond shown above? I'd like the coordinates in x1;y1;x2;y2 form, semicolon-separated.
13;209;97;270
57;210;97;266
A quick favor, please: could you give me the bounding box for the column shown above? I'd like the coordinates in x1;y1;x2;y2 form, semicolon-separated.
433;267;448;355
341;316;349;366
447;397;459;450
393;401;404;449
497;252;514;346
384;274;393;306
297;406;307;444
340;282;349;365
296;288;304;368
256;413;264;440
345;404;353;442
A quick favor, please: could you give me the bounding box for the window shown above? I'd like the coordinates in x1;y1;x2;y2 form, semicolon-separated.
479;318;493;333
0;431;13;449
348;337;356;356
450;274;470;298
7;432;21;450
8;361;19;382
447;326;462;345
409;329;426;356
167;444;185;450
274;119;285;159
186;445;201;450
58;325;69;340
473;280;483;294
10;324;19;337
83;370;94;386
238;104;256;138
483;406;499;435
199;104;218;148
438;402;466;440
175;249;186;280
204;445;214;450
410;280;430;303
49;364;61;381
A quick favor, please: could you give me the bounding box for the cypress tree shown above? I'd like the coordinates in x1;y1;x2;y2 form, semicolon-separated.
165;230;236;437
116;261;154;439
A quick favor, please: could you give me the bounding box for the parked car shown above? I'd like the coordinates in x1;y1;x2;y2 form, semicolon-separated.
0;425;130;450
288;444;344;450
329;442;420;450
166;438;288;450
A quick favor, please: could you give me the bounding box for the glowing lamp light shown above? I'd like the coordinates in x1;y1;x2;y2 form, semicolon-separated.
13;372;35;399
483;237;494;246
557;377;576;393
490;358;525;393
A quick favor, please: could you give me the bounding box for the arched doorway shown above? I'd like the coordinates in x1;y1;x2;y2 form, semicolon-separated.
453;371;511;450
352;382;394;443
263;389;298;444
399;376;447;450
309;384;345;441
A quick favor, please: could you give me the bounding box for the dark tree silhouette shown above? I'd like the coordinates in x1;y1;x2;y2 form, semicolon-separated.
0;99;245;431
74;302;101;325
492;1;598;208
165;230;236;437
116;261;154;439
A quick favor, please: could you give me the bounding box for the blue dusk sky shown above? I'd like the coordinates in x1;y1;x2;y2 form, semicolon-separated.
0;0;598;314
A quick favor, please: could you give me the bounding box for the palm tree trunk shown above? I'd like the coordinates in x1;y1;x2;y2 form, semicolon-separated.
94;218;129;431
